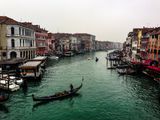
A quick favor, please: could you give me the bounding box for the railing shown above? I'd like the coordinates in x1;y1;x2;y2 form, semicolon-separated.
37;45;46;47
6;34;34;38
7;46;36;50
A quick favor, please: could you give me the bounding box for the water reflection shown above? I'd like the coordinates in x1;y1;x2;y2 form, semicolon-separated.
0;104;9;113
119;74;160;118
22;80;28;95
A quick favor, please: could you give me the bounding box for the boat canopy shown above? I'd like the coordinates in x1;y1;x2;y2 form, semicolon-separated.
19;61;41;69
0;58;26;65
31;56;47;61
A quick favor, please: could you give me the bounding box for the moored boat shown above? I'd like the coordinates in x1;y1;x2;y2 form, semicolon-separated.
32;83;82;102
143;66;160;82
9;76;23;85
0;93;9;102
64;51;74;57
49;56;59;60
19;61;43;80
116;64;135;75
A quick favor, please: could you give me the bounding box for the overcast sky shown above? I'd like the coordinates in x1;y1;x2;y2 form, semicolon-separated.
0;0;160;42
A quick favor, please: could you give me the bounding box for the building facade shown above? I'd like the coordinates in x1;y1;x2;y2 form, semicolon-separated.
47;33;55;55
74;33;96;52
0;16;36;60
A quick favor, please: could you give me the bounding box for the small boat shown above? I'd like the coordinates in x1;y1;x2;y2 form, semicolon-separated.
64;51;74;57
143;66;160;83
49;56;59;60
0;80;20;92
9;76;23;85
32;83;82;102
95;57;99;62
116;64;135;75
107;67;116;69
0;93;9;102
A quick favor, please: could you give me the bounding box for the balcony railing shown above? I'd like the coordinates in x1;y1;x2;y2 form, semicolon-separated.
7;46;36;50
6;34;20;37
6;34;34;38
37;44;46;47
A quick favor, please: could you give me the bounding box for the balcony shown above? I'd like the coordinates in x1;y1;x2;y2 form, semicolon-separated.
7;46;36;50
6;34;34;38
36;38;46;40
37;44;46;48
6;34;20;37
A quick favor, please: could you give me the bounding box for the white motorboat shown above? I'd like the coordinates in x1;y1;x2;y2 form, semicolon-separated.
49;56;59;60
64;51;74;57
0;79;20;91
10;76;23;85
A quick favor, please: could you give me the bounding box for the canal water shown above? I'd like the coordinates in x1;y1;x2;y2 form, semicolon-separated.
1;52;160;120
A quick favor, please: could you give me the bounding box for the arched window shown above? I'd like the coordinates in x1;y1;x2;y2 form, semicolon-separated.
23;51;25;58
11;27;15;35
11;39;15;48
10;51;17;59
20;51;23;58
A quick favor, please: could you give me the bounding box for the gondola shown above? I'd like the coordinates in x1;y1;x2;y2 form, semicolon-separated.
95;57;99;62
0;93;9;102
32;83;83;102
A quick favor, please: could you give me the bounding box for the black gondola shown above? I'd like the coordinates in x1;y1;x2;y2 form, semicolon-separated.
0;93;9;102
95;57;99;62
32;83;83;102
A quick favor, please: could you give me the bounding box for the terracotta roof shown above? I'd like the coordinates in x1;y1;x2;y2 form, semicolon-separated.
74;33;93;36
53;33;72;39
21;22;48;33
0;16;19;25
0;16;35;31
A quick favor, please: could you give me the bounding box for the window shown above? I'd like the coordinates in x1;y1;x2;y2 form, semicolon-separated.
22;29;24;35
2;52;6;57
30;41;32;47
23;51;25;58
20;39;21;47
25;29;32;36
20;51;23;58
11;39;15;48
10;51;17;59
11;27;15;35
23;39;25;46
32;40;34;46
19;27;21;35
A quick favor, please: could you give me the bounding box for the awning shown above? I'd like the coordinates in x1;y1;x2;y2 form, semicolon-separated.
19;61;41;69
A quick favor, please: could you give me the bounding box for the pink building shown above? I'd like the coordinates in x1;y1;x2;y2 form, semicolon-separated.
47;33;55;55
34;28;48;56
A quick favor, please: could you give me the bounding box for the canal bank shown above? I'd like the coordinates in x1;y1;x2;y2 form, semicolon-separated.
1;52;160;120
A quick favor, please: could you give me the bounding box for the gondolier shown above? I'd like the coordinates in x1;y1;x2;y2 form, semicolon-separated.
70;84;73;92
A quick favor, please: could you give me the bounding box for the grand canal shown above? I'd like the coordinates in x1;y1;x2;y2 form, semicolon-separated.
1;52;160;120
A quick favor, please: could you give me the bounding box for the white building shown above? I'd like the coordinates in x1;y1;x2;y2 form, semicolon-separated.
70;36;80;52
0;16;36;60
